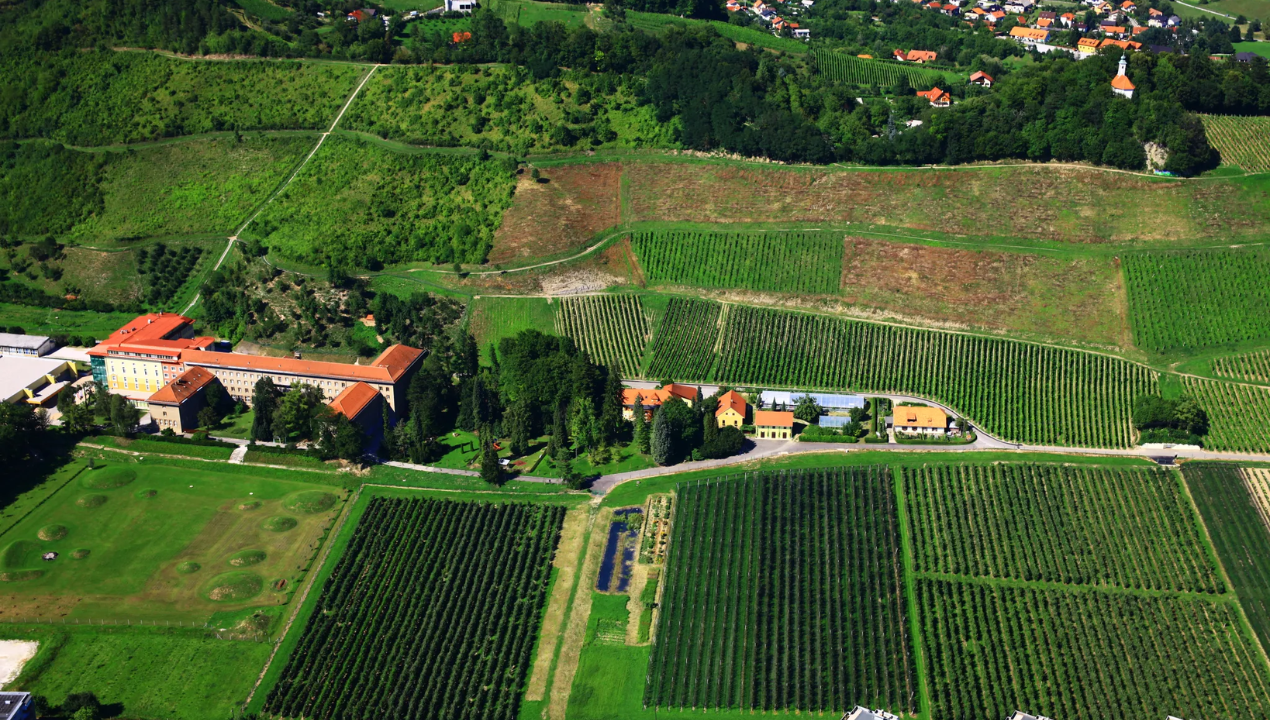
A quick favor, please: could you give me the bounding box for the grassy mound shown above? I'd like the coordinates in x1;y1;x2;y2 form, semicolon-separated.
1;541;43;569
238;501;262;511
204;571;264;602
72;549;91;560
38;525;68;542
135;489;158;499
77;494;108;509
229;550;267;567
261;516;298;533
176;561;202;575
0;570;44;582
81;466;136;489
282;491;337;515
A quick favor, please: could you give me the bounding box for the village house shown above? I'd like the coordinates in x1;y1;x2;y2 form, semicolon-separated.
1059;11;1075;25
147;366;222;434
754;410;795;440
621;383;700;421
969;70;994;86
890;405;949;437
716;390;747;428
1008;713;1055;720
444;0;476;11
917;87;952;106
1009;26;1051;44
1077;37;1101;55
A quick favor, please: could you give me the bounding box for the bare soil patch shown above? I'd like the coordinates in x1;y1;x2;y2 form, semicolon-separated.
547;507;607;720
491;163;622;265
526;505;589;702
625;163;1267;244
0;640;39;687
839;237;1130;346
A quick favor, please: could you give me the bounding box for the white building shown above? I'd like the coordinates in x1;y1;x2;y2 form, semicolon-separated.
0;333;55;357
1009;712;1055;720
846;707;900;720
445;0;476;11
0;355;76;407
1111;55;1135;99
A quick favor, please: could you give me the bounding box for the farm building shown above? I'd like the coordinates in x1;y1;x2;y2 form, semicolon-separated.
0;333;55;357
716;390;747;428
622;383;700;421
147;366;222;434
760;391;865;410
890;405;949;436
754;410;795;440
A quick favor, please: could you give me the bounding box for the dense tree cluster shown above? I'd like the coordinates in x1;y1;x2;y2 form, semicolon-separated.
1133;393;1209;444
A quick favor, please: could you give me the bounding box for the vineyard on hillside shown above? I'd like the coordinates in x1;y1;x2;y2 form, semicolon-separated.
1183;463;1270;650
555;295;651;376
704;304;1155;447
263;497;566;720
905;464;1221;592
1200;115;1270;173
631;231;843;295
645;298;722;381
1122;248;1270;353
646;468;915;714
919;580;1270;720
1180;376;1270;453
1213;347;1270;383
468;296;556;364
812;50;959;89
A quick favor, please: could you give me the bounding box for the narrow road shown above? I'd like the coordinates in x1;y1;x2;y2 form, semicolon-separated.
180;64;381;316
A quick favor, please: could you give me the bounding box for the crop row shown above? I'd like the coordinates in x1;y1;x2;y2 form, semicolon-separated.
630;231;843;295
1213;347;1270;383
1122;247;1270;353
1200;114;1270;173
921;579;1270;720
263;497;565;720
812;51;952;89
645;298;722;381
1180;376;1270;453
555;294;650;376
646;468;915;713
904;464;1222;593
1183;463;1270;651
710;304;1155;447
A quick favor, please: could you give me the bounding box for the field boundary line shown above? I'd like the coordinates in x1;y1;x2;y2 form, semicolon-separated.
242;483;364;708
527;504;592;701
892;466;932;719
182;63;380;315
914;570;1239;602
547;506;607;720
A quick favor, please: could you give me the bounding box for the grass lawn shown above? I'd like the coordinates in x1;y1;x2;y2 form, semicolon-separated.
0;458;344;622
0;303;137;341
213;409;255;440
235;0;293;19
468;296;558;365
242;449;332;470
1;625;270;720
536;440;656;479
90;436;235;461
1234;40;1270;55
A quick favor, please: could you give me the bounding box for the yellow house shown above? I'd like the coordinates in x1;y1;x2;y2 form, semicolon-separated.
716;390;747;428
754;410;795;440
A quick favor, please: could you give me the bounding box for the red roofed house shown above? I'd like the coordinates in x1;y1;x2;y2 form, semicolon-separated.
147;367;224;434
347;9;366;21
916;87;952;106
715;390;748;429
969;70;994;87
754;410;795;440
906;49;938;62
894;48;908;60
329;381;385;436
88;312;216;402
622;383;700;421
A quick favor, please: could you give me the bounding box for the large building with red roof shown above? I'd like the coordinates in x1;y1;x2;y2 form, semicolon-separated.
87;313;216;400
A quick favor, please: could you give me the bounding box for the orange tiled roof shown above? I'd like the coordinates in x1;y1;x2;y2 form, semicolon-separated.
716;390;747;418
371;345;424;382
754;410;795;427
662;383;699;403
894;406;947;429
970;70;994;82
89;313;194;357
182;345;421;384
622;388;664;407
329;381;380;420
1111;73;1136;90
907;49;937;61
147;367;217;405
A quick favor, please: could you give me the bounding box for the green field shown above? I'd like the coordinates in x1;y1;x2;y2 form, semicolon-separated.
1201;114;1270;173
2;626;271;720
1123;247;1270;354
643;299;1157;448
554;294;651;377
626;12;810;54
631;231;843;295
1183;463;1270;650
1;51;365;146
0;303;138;340
812;50;963;89
905;463;1221;592
1214;347;1270;383
468;296;558;364
234;0;293;19
1180;375;1270;453
246;135;517;268
0;458;342;621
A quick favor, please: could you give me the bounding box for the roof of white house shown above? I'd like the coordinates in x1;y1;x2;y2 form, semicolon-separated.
0;333;52;351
